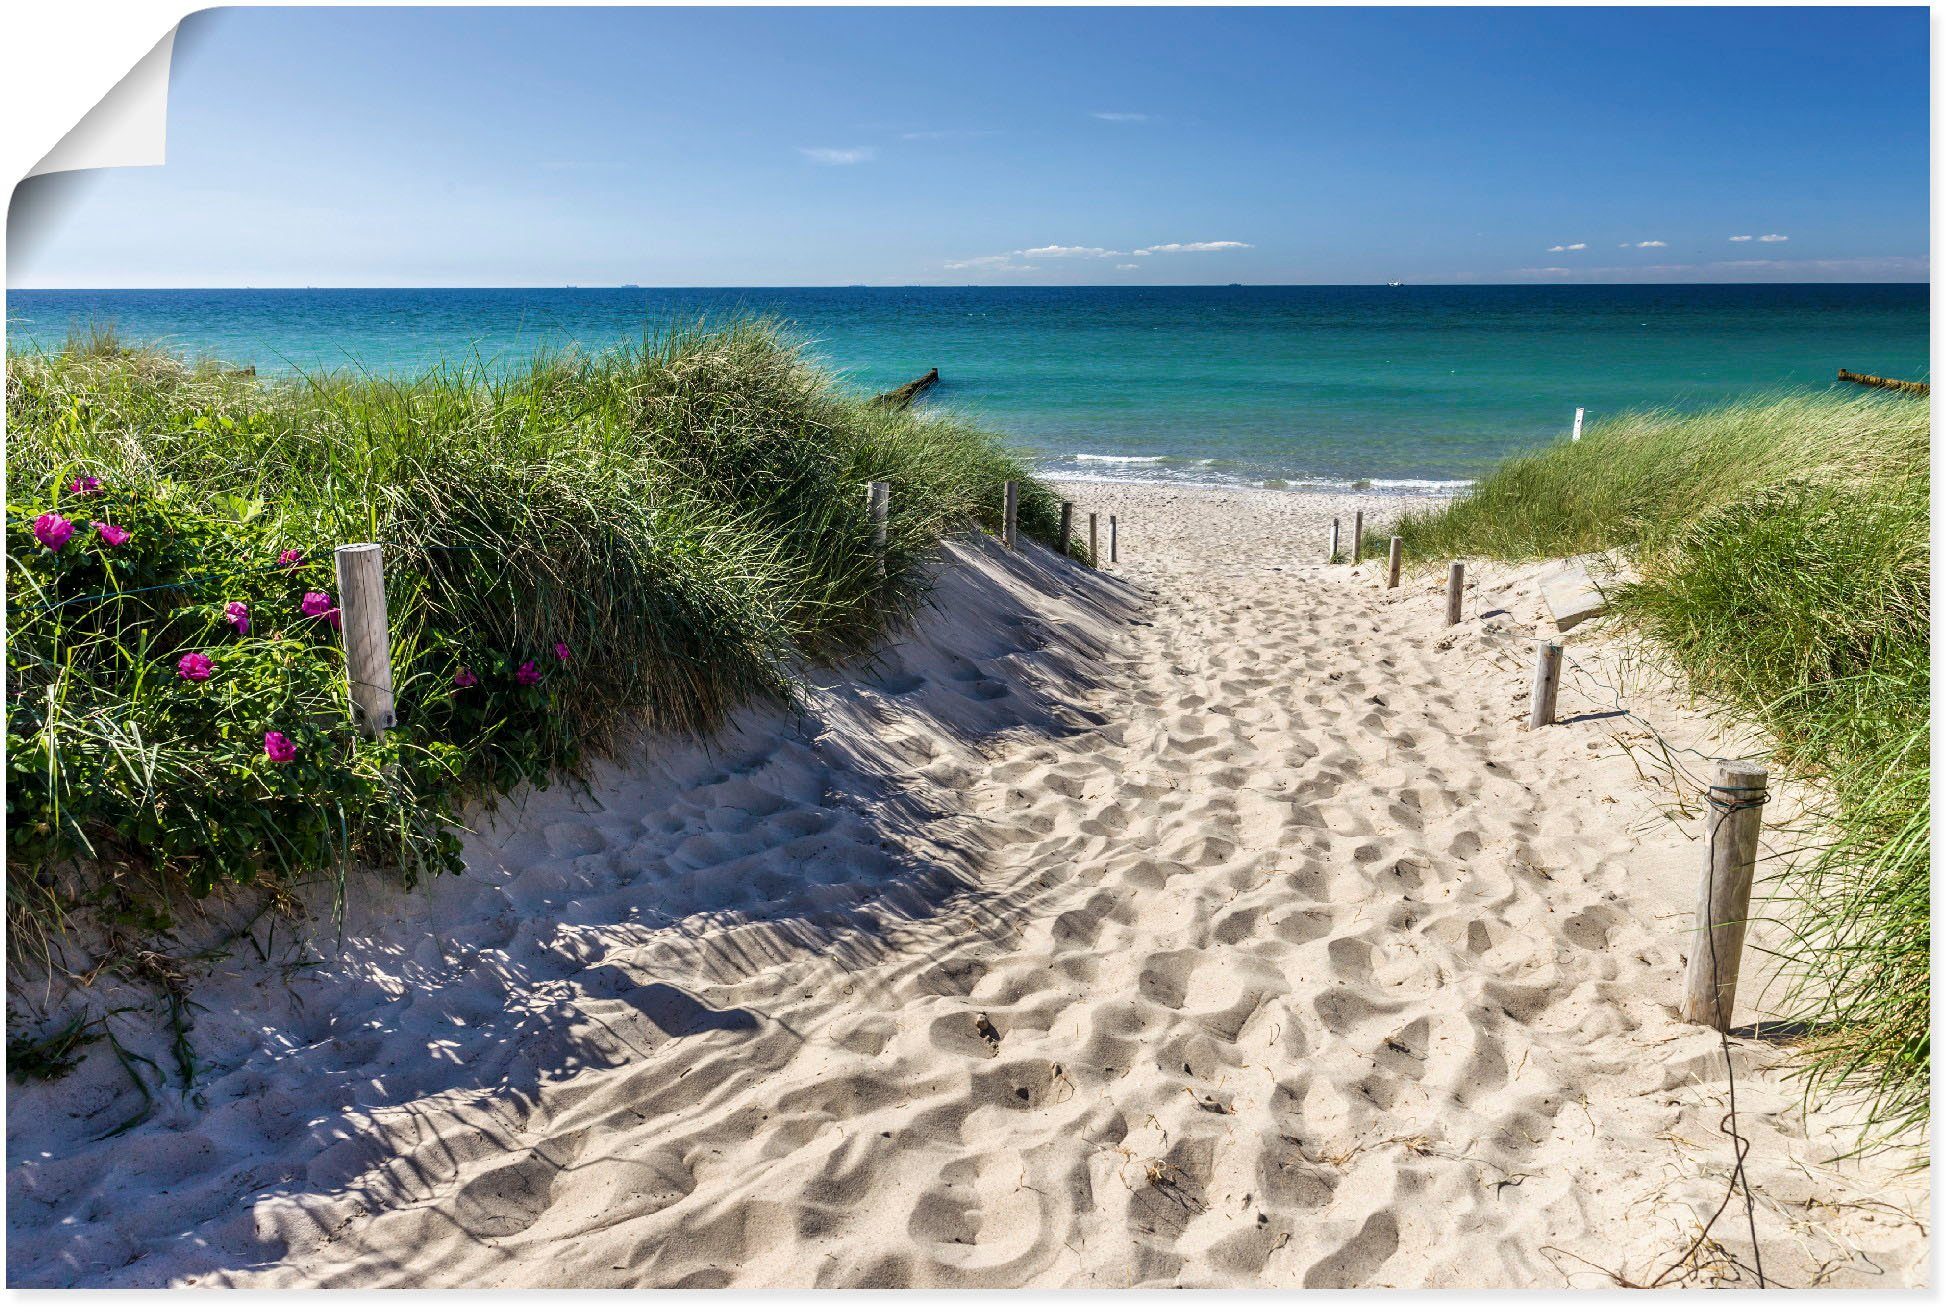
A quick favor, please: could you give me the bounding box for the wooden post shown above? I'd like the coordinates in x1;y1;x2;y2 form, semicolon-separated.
1352;509;1364;565
1528;640;1562;729
1572;407;1585;442
1328;517;1340;563
1443;560;1465;626
334;543;395;738
864;480;890;575
1109;515;1118;563
1681;760;1770;1032
1088;512;1098;563
1386;536;1403;589
1058;500;1074;557
1002;480;1019;551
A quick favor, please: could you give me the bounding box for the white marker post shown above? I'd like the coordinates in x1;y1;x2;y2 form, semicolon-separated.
864;480;890;576
1681;761;1770;1031
1571;407;1585;443
334;543;396;738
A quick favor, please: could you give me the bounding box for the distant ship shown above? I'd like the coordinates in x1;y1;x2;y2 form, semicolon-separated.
1387;280;1405;287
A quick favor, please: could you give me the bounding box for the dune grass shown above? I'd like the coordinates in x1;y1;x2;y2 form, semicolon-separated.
1392;392;1929;1151
6;321;1076;953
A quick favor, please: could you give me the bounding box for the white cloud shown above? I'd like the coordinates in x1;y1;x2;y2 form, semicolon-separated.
1021;245;1121;259
1758;233;1789;242
944;239;1251;273
1729;235;1753;242
1498;255;1927;283
1635;240;1667;248
1133;240;1252;254
1547;242;1587;252
798;146;876;166
1091;111;1150;122
943;254;1036;271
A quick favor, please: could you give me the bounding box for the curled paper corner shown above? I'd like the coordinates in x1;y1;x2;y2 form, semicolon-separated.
29;24;180;178
11;22;182;274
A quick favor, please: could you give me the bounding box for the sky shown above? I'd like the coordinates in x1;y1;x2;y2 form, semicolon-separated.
9;5;1931;287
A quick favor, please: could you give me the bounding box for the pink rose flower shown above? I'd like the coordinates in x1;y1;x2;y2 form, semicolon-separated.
67;476;102;496
277;549;304;570
299;591;334;618
31;513;74;552
177;652;214;682
454;667;478;688
263;731;297;764
91;521;130;547
225;601;251;635
514;660;542;687
553;641;571;663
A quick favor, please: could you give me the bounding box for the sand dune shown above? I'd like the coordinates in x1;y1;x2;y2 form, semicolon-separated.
6;484;1927;1288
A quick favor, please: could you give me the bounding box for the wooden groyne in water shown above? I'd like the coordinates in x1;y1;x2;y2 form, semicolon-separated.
1837;368;1928;396
873;368;940;410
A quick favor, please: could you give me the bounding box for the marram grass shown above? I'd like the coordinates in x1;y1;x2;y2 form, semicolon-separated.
1393;391;1929;1153
5;321;1079;951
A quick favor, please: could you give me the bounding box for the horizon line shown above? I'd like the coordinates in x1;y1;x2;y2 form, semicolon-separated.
9;280;1932;293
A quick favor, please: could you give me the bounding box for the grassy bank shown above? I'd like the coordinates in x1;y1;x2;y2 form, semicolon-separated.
6;322;1073;950
1392;392;1929;1149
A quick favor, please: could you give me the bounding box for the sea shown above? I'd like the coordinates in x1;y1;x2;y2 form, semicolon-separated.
5;284;1927;492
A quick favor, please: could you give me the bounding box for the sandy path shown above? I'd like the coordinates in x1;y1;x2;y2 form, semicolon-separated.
8;484;1927;1288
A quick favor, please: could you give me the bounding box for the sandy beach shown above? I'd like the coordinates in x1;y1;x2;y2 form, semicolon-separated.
7;480;1928;1289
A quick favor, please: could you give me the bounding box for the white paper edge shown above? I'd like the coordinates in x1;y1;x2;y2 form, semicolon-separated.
26;23;179;179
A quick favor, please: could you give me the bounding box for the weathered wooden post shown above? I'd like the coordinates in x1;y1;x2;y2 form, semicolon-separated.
1002;480;1019;551
1572;407;1585;443
1528;639;1563;729
1109;515;1119;563
1681;760;1770;1031
1352;509;1364;565
1058;500;1074;557
1328;517;1340;562
1443;560;1465;626
334;543;395;738
1386;536;1403;589
1088;512;1098;563
864;480;890;575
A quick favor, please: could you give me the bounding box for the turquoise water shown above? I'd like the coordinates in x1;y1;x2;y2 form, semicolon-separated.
6;285;1927;489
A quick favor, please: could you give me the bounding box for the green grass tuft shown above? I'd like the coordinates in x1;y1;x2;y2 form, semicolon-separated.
1393;391;1929;1151
6;319;1077;945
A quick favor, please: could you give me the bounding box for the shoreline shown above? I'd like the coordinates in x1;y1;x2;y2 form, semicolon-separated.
1041;465;1475;497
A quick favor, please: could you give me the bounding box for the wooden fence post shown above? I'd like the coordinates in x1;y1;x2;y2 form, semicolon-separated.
1443;560;1465;626
864;480;890;575
1088;512;1098;564
1328;517;1340;563
334;543;395;738
1681;760;1770;1031
1528;640;1562;729
1386;536;1403;589
1352;509;1364;565
1109;515;1118;563
1003;480;1019;550
1059;500;1074;557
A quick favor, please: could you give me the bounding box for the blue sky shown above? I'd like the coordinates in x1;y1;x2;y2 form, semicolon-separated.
11;5;1930;287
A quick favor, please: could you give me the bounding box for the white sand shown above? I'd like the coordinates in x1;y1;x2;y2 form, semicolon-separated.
6;483;1928;1288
